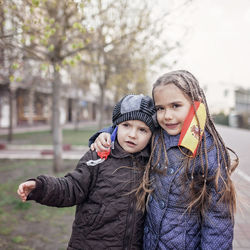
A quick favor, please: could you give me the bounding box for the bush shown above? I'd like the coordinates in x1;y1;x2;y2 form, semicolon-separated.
213;112;229;126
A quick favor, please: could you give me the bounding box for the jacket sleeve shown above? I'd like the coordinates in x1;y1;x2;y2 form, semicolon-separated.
27;150;99;207
88;126;114;147
200;154;234;249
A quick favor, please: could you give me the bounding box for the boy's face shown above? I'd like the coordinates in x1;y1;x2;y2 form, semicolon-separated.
117;120;152;154
154;83;192;135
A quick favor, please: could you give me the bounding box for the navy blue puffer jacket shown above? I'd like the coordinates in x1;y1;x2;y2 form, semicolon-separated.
143;130;234;250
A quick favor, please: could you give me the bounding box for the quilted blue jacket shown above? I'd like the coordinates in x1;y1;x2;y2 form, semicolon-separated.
143;129;234;250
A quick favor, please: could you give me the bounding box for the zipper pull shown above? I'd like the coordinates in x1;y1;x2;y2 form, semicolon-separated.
87;149;111;166
87;126;118;166
86;157;106;166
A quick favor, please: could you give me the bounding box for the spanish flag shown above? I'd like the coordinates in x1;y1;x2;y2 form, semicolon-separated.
178;101;206;157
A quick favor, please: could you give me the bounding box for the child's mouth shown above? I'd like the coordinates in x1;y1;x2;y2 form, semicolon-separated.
166;123;178;129
125;141;136;147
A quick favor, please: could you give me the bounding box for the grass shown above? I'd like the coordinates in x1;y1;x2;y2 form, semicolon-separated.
0;159;78;250
0;125;111;249
0;126;104;146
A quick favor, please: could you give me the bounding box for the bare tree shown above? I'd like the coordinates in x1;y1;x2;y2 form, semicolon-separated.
3;0;93;172
84;0;187;129
1;0;193;171
0;1;23;142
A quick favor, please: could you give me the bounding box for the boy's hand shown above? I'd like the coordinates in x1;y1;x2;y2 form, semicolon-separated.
90;132;111;152
17;181;36;202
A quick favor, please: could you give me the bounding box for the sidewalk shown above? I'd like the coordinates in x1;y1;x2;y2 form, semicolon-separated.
232;173;250;249
0;121;98;160
0;121;101;135
0;144;88;160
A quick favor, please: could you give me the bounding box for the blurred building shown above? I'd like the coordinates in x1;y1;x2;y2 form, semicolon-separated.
0;3;115;129
229;88;250;129
0;77;114;129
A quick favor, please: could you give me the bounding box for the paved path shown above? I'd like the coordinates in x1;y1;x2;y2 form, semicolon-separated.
0;144;88;160
0;122;93;160
216;125;250;249
0;124;250;249
0;121;101;135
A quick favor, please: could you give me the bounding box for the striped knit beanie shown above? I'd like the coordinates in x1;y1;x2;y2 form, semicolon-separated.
112;94;157;132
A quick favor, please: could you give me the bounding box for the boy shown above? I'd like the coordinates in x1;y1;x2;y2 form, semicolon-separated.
17;94;157;250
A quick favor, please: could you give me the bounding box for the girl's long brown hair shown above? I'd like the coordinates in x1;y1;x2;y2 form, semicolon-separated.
135;70;239;218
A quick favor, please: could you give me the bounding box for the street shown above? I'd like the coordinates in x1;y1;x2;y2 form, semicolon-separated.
216;125;250;249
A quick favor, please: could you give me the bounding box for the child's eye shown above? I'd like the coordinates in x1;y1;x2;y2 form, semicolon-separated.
139;128;147;133
173;104;180;109
156;106;164;112
122;123;129;127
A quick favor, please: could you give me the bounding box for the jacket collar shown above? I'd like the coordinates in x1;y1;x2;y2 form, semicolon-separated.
162;130;180;150
161;129;211;151
110;139;150;160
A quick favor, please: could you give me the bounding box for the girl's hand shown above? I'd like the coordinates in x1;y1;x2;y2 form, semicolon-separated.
17;181;36;202
90;132;111;152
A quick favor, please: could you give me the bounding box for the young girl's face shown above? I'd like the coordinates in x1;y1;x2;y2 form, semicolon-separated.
117;120;152;153
154;83;192;135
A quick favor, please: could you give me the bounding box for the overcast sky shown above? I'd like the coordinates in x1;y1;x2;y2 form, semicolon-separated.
155;0;250;113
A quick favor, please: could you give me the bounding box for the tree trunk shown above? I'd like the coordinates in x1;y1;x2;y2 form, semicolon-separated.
74;105;80;131
97;68;109;130
27;87;34;126
52;65;62;173
7;85;13;142
98;84;105;130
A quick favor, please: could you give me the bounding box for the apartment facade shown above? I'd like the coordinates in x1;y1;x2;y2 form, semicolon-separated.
229;88;250;129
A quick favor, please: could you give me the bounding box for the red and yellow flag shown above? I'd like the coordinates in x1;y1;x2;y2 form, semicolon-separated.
178;101;206;157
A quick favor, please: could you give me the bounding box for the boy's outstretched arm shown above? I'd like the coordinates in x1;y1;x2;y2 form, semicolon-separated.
16;150;99;208
17;181;36;202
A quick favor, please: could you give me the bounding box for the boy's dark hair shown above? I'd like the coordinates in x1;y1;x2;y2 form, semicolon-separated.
112;94;157;132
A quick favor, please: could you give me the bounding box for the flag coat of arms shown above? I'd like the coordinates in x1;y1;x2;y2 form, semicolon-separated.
178;101;207;157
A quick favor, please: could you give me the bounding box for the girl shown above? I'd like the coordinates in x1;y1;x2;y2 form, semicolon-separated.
90;70;239;249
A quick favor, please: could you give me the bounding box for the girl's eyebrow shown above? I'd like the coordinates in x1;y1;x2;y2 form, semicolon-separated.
155;101;183;106
171;101;183;105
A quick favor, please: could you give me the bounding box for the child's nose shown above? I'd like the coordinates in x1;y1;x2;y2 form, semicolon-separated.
128;128;137;137
164;109;173;120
